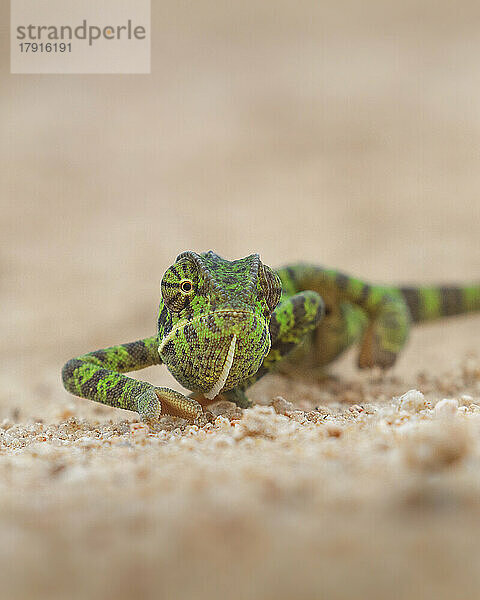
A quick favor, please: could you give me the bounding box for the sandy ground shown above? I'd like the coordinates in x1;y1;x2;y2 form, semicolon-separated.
2;0;480;598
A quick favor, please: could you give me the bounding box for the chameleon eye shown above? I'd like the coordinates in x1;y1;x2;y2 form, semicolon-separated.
161;264;197;313
180;279;193;293
259;264;282;313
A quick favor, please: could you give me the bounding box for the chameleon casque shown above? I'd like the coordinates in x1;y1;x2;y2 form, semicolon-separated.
62;251;480;423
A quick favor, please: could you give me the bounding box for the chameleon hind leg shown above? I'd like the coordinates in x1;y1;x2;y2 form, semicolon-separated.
61;336;203;423
314;302;367;366
277;264;412;369
222;290;325;407
277;302;367;376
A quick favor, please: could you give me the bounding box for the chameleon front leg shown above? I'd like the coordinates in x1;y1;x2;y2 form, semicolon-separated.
61;336;203;422
222;290;325;406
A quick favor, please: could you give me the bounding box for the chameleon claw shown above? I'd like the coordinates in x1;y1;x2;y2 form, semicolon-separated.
136;388;162;423
358;325;399;370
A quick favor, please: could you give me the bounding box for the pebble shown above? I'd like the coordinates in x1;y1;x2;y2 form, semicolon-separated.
398;389;427;413
434;398;459;418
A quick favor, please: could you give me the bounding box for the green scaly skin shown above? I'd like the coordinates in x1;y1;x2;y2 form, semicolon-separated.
62;251;480;423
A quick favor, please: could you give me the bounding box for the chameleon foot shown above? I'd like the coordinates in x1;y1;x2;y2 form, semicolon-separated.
358;326;397;369
137;387;203;424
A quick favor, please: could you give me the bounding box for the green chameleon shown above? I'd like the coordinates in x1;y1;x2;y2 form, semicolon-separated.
62;251;480;423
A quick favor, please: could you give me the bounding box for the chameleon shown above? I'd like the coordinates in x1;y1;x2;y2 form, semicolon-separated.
62;251;480;423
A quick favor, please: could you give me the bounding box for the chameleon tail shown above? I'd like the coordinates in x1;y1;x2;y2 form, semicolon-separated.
400;284;480;323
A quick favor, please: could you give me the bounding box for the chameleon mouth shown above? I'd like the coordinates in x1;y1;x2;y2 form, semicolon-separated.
203;334;237;400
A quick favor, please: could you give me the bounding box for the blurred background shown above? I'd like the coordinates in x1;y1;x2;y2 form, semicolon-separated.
1;1;480;598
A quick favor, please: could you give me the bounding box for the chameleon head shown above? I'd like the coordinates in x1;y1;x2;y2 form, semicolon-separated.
157;251;282;397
